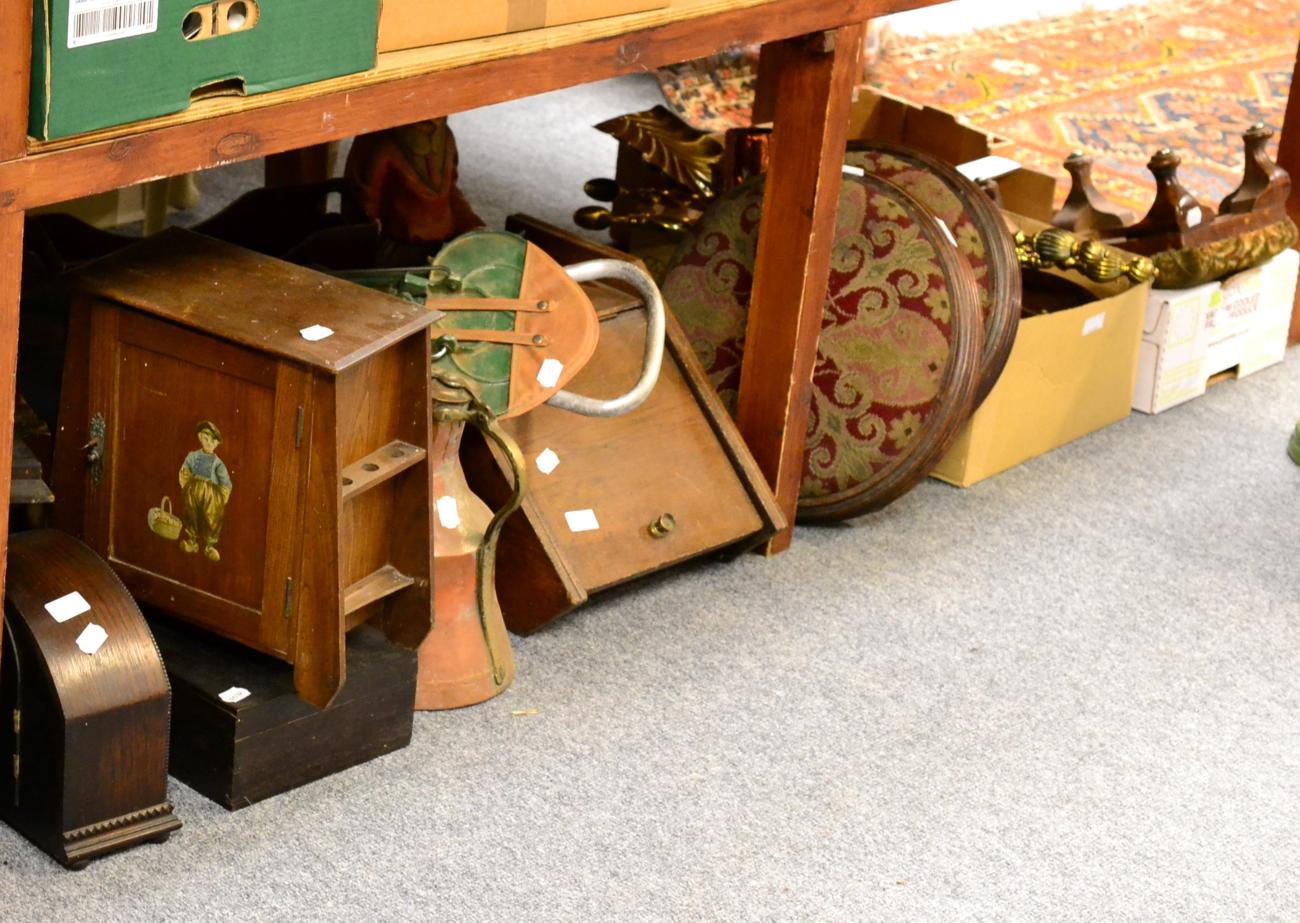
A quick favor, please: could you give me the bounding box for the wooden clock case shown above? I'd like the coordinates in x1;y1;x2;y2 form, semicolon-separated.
0;530;180;868
51;229;438;708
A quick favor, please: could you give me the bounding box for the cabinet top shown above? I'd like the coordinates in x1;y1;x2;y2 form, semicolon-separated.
70;228;440;373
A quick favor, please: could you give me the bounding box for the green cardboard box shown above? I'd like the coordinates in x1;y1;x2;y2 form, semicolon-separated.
30;0;378;140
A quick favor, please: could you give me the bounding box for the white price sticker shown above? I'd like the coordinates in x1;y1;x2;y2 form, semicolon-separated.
535;448;560;475
45;591;91;623
300;324;335;342
537;358;564;388
436;496;461;529
219;687;252;704
1082;312;1106;336
76;623;108;655
564;509;600;533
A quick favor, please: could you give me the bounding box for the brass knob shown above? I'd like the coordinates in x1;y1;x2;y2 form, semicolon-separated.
648;513;676;538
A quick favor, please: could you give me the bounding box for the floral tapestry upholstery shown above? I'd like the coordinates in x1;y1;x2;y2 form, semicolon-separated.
663;174;961;507
846;149;991;323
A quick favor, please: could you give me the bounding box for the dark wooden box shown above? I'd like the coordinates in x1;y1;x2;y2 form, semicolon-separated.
150;617;416;810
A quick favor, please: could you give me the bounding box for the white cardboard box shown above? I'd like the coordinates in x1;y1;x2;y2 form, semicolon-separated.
1132;249;1298;414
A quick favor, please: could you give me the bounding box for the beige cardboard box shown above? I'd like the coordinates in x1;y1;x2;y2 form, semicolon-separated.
379;0;667;52
1132;249;1298;414
848;88;1058;222
931;219;1150;487
1131;281;1218;415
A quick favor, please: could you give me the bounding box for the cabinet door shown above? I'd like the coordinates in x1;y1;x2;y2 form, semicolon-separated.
81;307;307;657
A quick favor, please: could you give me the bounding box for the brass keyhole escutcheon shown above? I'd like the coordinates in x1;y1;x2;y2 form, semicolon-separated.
648;513;676;538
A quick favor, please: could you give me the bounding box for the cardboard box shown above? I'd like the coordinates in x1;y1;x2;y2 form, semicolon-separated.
1132;249;1298;414
378;0;667;53
30;0;378;140
931;219;1150;487
848;87;1058;222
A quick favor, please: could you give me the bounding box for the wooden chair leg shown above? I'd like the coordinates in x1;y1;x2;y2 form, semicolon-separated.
735;24;866;555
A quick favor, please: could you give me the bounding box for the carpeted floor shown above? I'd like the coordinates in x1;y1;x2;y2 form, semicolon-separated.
3;75;1300;922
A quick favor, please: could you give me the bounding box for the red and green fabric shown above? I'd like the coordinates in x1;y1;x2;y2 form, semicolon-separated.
664;173;977;516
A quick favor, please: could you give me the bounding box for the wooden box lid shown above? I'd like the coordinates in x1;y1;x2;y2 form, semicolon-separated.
69;228;442;373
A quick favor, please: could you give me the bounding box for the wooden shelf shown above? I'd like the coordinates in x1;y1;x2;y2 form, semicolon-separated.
340;440;426;502
344;565;416;625
0;0;927;213
28;0;775;154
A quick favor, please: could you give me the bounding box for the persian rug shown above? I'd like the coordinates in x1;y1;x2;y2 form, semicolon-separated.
656;0;1299;214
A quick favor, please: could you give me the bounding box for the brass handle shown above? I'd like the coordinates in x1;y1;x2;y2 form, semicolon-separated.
648;513;676;538
431;369;527;689
573;205;691;235
1016;227;1155;285
583;178;621;202
83;440;101;466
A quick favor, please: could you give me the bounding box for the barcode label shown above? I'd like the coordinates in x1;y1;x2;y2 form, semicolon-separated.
68;0;158;49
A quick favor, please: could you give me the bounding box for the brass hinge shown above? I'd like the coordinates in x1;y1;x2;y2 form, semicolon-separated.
282;578;294;620
295;406;305;448
12;708;19;734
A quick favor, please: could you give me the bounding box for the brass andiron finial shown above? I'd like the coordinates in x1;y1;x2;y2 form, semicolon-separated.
1016;227;1155;285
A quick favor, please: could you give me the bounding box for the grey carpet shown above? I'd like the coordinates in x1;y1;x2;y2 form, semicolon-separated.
3;75;1299;922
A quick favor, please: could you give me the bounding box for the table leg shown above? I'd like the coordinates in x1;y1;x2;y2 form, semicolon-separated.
0;0;31;672
1278;36;1300;345
735;24;865;555
0;214;21;588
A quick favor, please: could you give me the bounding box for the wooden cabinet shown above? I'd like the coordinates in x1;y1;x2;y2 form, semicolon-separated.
52;229;436;708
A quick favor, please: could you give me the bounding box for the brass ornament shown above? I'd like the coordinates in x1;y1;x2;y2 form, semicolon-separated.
1014;227;1155;285
1148;217;1299;289
593;106;723;198
573;205;694;235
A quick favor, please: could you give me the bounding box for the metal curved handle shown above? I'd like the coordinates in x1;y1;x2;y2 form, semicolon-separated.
547;259;666;418
469;411;527;688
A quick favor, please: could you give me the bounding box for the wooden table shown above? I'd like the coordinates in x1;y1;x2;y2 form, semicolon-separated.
0;0;942;625
1277;35;1300;343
